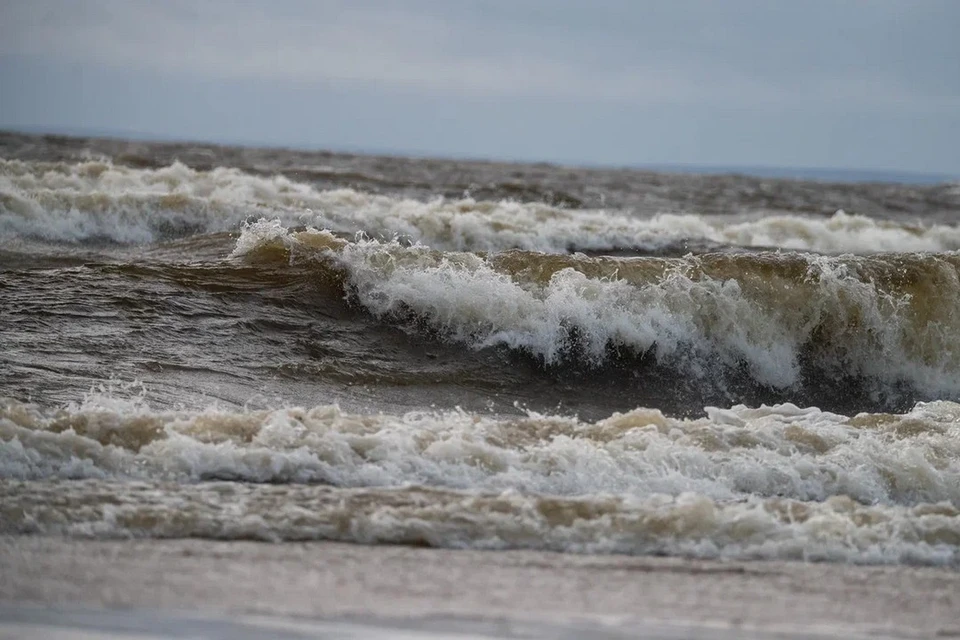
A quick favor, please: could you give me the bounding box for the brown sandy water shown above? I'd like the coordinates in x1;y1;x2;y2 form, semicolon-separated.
1;132;960;636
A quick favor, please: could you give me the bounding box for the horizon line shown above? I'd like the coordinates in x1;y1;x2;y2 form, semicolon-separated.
2;124;956;186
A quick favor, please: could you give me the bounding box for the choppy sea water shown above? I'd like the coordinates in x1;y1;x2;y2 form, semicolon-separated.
2;132;959;565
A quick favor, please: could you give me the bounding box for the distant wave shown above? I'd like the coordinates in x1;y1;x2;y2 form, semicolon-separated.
4;158;960;253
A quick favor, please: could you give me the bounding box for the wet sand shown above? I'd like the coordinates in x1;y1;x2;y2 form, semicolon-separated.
1;537;958;639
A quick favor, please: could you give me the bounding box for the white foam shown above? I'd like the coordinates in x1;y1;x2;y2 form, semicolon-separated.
3;479;958;565
712;209;960;253
4;391;959;564
3;396;959;508
0;158;317;243
4;158;960;253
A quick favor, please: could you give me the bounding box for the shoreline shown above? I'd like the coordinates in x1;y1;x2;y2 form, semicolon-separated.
2;536;959;639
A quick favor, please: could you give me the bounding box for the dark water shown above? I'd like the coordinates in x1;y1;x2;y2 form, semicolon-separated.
3;131;960;417
2;131;959;565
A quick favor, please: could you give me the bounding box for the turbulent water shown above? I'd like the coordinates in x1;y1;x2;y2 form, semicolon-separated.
2;132;959;565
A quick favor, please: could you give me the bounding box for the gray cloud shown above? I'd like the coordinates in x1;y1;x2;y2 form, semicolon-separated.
3;0;957;108
1;0;958;172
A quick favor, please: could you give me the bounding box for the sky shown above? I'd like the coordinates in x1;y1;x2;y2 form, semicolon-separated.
1;0;958;174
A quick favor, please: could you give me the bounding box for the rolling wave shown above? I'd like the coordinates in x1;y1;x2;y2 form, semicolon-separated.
4;158;960;253
234;222;960;397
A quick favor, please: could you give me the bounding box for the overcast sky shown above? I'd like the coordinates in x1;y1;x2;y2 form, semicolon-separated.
1;0;958;174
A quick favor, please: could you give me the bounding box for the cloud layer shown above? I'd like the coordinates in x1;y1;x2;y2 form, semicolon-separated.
1;0;958;172
4;0;958;107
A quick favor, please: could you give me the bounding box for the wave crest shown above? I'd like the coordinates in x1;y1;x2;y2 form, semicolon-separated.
234;223;960;396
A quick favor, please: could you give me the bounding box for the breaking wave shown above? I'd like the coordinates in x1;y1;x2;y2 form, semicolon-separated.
233;222;960;398
2;394;958;564
4;394;959;505
4;158;960;253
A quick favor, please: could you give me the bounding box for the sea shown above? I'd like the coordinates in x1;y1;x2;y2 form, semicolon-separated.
2;131;959;566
